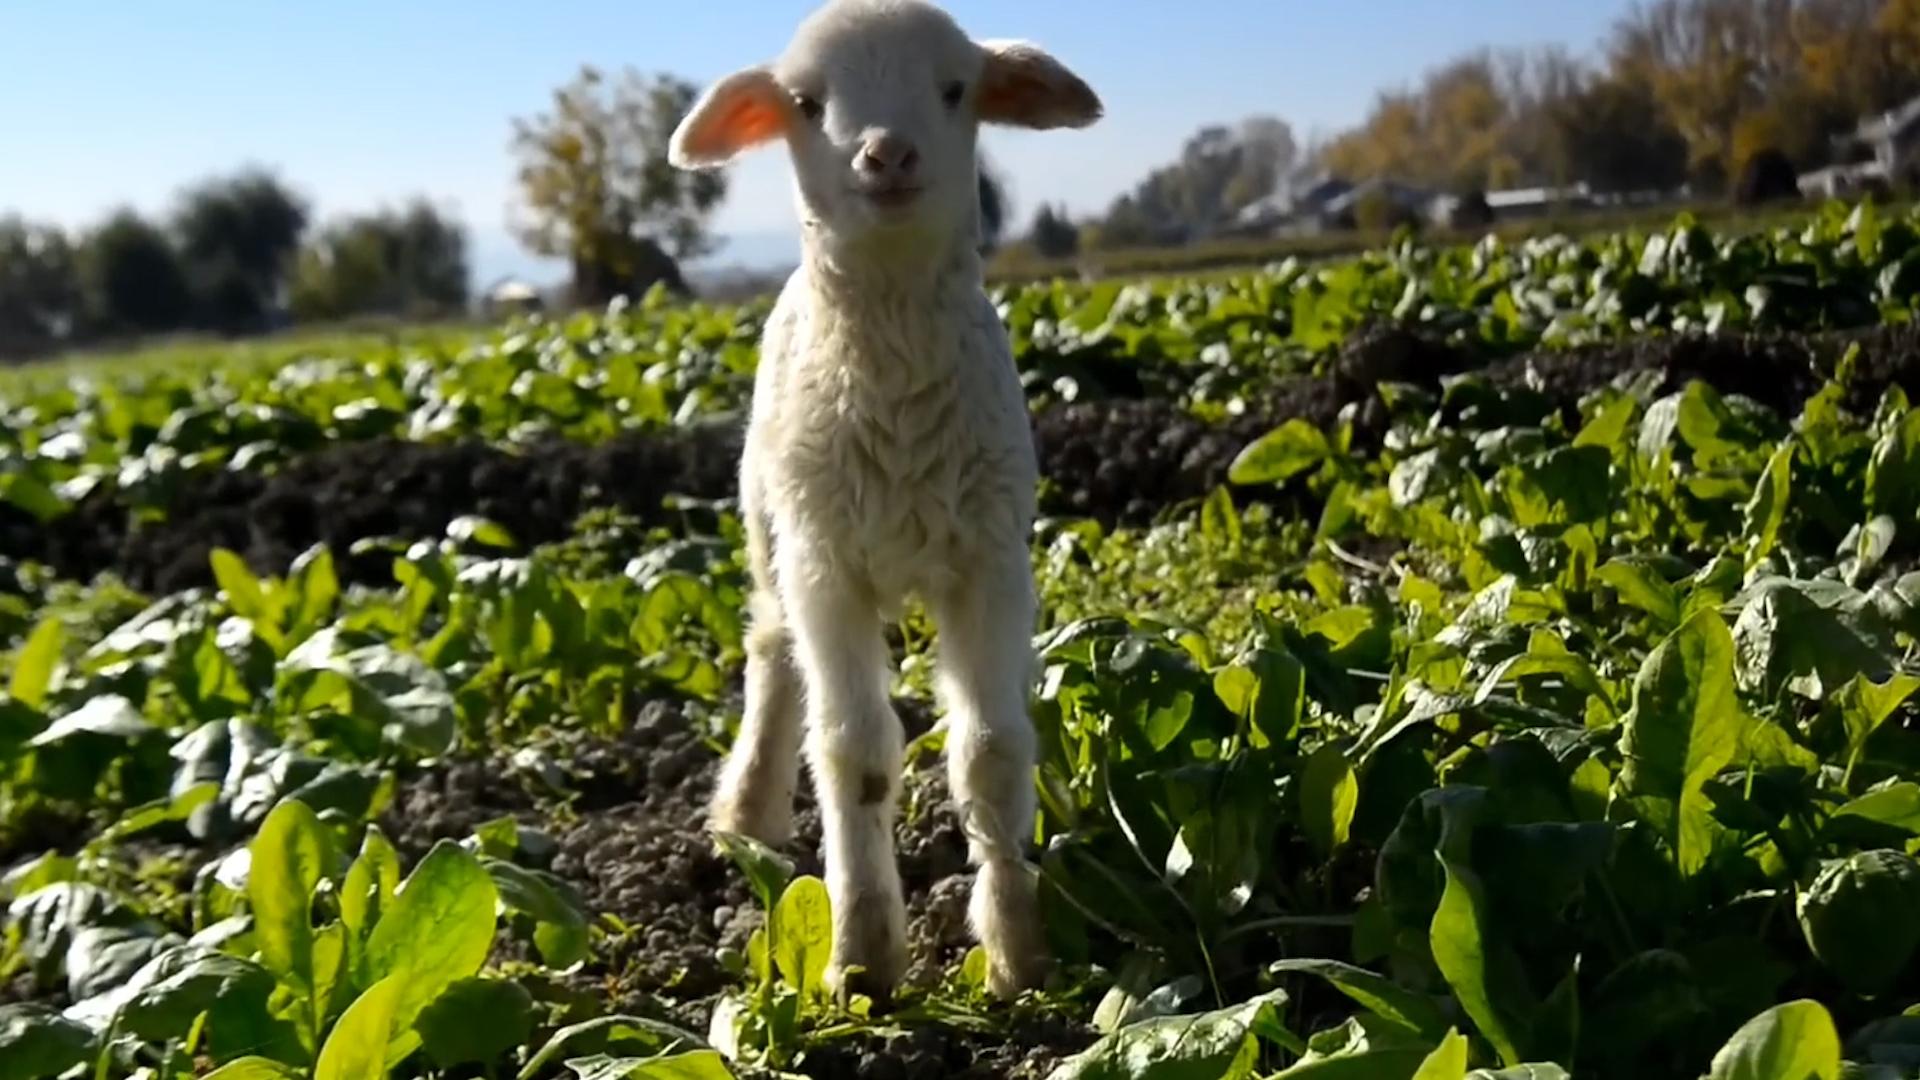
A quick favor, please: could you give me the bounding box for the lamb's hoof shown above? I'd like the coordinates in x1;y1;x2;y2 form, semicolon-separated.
707;791;794;848
985;946;1051;1000
973;861;1050;999
829;961;900;1010
827;893;908;1004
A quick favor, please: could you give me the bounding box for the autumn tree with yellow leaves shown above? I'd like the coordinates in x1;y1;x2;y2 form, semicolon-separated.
1311;0;1920;197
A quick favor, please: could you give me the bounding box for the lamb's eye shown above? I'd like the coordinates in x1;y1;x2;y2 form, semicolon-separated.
795;94;824;122
942;81;965;110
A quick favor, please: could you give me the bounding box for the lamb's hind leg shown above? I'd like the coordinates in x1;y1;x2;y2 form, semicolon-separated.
709;508;803;845
931;560;1049;999
780;550;908;998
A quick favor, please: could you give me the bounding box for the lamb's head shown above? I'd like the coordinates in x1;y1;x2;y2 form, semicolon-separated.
669;0;1101;263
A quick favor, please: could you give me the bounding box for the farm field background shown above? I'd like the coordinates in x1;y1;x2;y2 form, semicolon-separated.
3;202;1920;1079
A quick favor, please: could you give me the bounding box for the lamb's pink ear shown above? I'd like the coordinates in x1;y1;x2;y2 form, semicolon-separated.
976;39;1102;130
670;67;791;168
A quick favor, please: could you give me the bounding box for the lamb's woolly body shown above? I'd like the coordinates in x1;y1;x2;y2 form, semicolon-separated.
749;265;1035;615
671;0;1099;1002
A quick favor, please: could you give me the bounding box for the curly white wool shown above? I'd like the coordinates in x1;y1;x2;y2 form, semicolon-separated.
669;0;1101;1000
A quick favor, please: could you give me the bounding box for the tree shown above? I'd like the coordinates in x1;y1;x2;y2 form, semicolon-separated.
978;155;1010;253
1029;204;1079;259
0;217;82;344
1226;115;1298;208
1885;0;1920;72
1497;46;1589;187
1549;74;1691;194
79;211;193;334
1322;92;1420;186
1734;146;1802;203
1097;116;1302;246
510;65;725;305
172;168;309;332
290;200;470;322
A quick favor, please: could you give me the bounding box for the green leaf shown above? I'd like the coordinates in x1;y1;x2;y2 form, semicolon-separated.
94;783;217;848
416;977;535;1068
1431;852;1531;1066
201;1058;305;1080
1532;963;1580;1066
1864;409;1920;523
486;859;590;968
1741;443;1793;568
1706;999;1840;1080
63;925;176;1002
8;617;63;709
1619;609;1741;877
772;875;832;1000
248;798;333;991
1300;745;1358;855
0;471;68;523
0;1004;95;1080
212;547;274;624
448;515;518;550
1502;446;1611;528
315;975;406;1080
1596;559;1681;627
282;635;458;756
1214;644;1305;748
27;694;151;746
1229;419;1331;485
112;949;282;1047
1200;486;1242;550
361;841;500;1042
1269;1014;1433;1078
341;825;402;940
712;831;794;916
1267;960;1450;1041
518;1016;708;1080
1796;850;1920;996
288;544;341;637
1732;579;1895;701
1574;394;1638;449
1832;782;1920;835
1045;991;1286;1080
1375;787;1486;931
0;852;76;901
1412;1029;1470;1080
1835;672;1920;783
563;1050;736;1080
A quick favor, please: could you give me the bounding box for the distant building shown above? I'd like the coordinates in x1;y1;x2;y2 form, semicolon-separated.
1798;161;1886;199
1484;183;1596;218
485;278;545;318
1803;94;1920;197
1215;175;1358;239
1852;96;1920;185
1319;178;1436;229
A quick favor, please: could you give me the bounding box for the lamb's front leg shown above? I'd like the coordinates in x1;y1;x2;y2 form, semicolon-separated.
709;590;804;844
780;552;908;999
709;504;802;844
932;559;1050;999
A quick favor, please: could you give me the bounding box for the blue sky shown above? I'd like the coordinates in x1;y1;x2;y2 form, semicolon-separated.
0;1;1637;285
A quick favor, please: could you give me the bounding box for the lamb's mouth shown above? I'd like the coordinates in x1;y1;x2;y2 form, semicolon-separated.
858;184;923;210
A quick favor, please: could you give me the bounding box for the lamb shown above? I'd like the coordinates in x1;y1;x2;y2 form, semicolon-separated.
667;0;1102;1001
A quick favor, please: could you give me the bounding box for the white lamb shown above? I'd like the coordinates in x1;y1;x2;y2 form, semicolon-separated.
667;0;1102;1000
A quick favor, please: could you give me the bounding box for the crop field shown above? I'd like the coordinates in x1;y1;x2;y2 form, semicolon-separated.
3;200;1920;1079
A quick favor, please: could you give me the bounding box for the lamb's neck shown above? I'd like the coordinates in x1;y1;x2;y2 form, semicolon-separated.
800;229;982;307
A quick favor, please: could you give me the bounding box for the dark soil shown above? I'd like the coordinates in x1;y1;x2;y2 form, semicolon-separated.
379;697;1094;1080
0;419;745;596
4;323;1918;595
